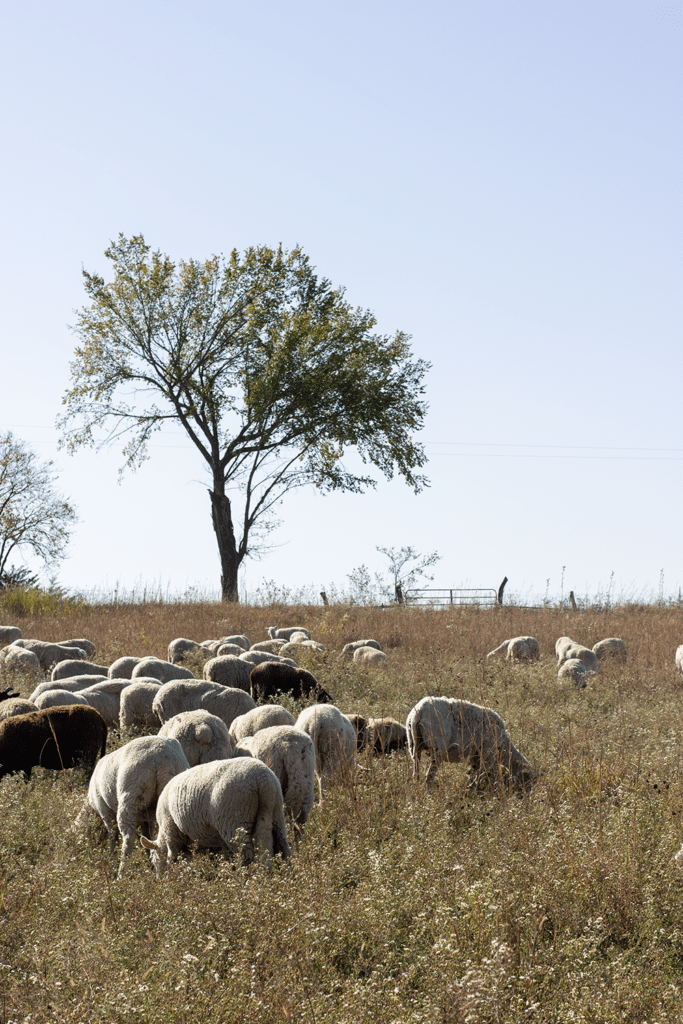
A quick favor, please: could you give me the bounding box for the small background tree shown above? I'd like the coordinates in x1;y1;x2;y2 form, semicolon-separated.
376;545;441;603
0;433;77;589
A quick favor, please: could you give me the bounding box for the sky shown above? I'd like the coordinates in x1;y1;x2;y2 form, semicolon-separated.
0;0;680;604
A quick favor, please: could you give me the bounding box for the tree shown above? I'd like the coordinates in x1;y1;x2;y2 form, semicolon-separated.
376;545;441;603
58;235;430;602
0;432;77;583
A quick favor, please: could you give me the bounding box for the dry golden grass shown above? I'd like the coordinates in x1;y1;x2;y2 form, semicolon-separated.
1;597;683;1022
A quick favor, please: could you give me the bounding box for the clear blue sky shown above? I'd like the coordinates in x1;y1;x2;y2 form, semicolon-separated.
0;0;680;603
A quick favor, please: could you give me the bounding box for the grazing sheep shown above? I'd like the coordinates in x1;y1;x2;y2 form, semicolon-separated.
52;659;110;681
159;710;234;766
592;638;628;665
250;640;288;654
108;656;146;679
486;636;540;663
140;758;291;872
152;681;255;730
203;655;253;692
119;681;162;731
346;715;407;754
78;681;133;729
676;645;683;675
30;675;107;702
216;643;247;658
239;651;298;668
59;639;97;660
0;705;107;780
131;658;195;684
11;639;87;672
295;704;356;801
250;662;333;704
341;639;382;659
280;640;326;658
555;636;574;658
229;705;296;744
406;696;535;792
0;698;38;720
34;689;90;710
0;645;44;688
558;644;599;674
167;638;214;665
267;626;311;641
557;659;588;687
220;635;250;651
0;626;22;646
353;647;388;667
234;725;315;828
73;736;190;878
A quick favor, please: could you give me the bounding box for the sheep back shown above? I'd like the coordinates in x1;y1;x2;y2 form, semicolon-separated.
159;710;234;765
229;704;296;743
203;655;252;691
250;662;332;704
0;705;107;779
235;725;315;827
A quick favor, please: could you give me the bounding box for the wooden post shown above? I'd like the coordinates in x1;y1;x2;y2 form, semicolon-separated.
569;590;578;611
395;584;404;605
320;591;329;606
497;576;508;606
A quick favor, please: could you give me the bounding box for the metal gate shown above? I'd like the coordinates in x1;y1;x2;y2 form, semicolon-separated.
404;588;499;608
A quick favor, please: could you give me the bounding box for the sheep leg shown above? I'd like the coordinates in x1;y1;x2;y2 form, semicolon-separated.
425;754;440;787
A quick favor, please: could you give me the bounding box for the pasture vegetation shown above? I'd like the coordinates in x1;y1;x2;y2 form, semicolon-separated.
1;598;683;1023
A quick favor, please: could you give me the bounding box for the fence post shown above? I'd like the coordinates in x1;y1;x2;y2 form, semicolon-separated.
320;591;329;606
497;577;508;606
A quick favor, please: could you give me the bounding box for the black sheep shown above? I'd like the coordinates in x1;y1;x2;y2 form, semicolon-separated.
250;662;333;704
0;705;107;780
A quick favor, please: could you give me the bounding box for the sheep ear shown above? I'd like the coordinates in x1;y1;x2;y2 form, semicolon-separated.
140;836;158;851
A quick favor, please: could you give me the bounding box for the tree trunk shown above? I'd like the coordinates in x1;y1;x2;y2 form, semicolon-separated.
209;490;240;602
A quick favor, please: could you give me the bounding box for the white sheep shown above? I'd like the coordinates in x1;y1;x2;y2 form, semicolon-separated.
29;675;107;702
119;681;162;732
159;710;234;765
11;639;87;672
557;659;588;687
250;639;288;654
202;655;253;691
279;640;326;658
234;725;315;828
267;626;311;641
131;658;195;684
216;643;248;658
34;688;89;710
353;647;388;666
674;843;683;869
592;638;627;665
0;697;38;720
229;705;296;744
406;696;536;791
0;645;44;689
73;735;190;878
295;704;356;803
78;680;133;728
0;626;22;646
558;643;599;674
486;636;540;663
140;758;291;872
167;638;214;665
239;651;298;668
341;639;382;659
108;657;146;679
52;659;110;681
676;645;683;675
152;680;256;730
60;638;97;660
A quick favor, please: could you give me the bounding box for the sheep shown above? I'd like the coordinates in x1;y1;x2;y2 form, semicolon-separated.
250;662;333;704
167;638;214;665
0;697;38;720
353;647;388;667
558;644;599;674
152;680;256;730
234;725;315;828
131;658;195;684
52;659;110;681
229;705;296;744
73;735;190;878
267;626;311;641
119;681;162;731
279;640;326;658
239;651;299;668
216;643;247;658
592;638;628;665
29;675;107;702
675;843;683;869
34;688;90;710
203;655;253;692
140;758;291;872
250;639;288;654
59;638;97;660
346;715;408;755
555;637;574;658
220;635;250;651
159;710;234;766
557;659;588;687
108;656;146;679
0;626;22;645
78;681;133;728
341;639;382;659
11;639;87;672
295;704;356;801
0;705;107;780
676;645;683;676
406;696;535;792
486;636;541;663
0;645;44;689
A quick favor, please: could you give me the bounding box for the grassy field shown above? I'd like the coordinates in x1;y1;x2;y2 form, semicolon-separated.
1;597;682;1023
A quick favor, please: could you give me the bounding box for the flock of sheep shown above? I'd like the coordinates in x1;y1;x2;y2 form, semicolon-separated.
1;623;682;877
